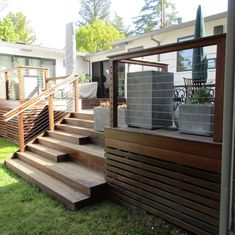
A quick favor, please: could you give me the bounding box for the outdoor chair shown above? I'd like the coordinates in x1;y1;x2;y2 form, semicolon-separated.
183;77;206;102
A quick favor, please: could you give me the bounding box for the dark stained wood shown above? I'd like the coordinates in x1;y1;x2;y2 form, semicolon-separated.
105;127;221;235
105;127;222;159
109;60;118;127
105;137;221;173
213;36;226;142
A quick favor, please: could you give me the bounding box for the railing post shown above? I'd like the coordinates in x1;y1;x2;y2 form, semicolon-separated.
44;69;49;90
19;111;25;152
18;67;24;100
109;59;118;127
49;94;54;131
5;71;9;100
74;78;79;113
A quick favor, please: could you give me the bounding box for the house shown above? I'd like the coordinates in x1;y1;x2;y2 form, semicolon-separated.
0;11;227;99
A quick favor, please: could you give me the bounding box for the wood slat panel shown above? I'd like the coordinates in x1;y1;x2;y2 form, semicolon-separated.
105;127;221;235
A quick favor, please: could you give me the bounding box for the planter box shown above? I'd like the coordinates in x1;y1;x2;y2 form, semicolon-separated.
94;107;126;132
126;71;174;129
178;104;214;136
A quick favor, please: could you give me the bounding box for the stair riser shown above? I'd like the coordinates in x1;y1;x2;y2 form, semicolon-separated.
47;132;90;145
17;152;91;196
70;113;94;121
26;145;68;162
37;138;105;172
56;125;104;146
5;160;88;210
64;119;94;129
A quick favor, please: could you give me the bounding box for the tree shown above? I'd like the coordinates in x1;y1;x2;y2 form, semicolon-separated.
78;0;111;26
76;19;124;53
133;0;178;34
0;12;36;44
112;13;130;36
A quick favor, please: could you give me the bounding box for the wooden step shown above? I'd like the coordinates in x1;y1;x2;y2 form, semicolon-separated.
56;124;104;146
47;130;90;145
63;118;94;129
37;136;105;172
26;143;69;162
17;151;106;196
70;112;94;121
5;159;90;210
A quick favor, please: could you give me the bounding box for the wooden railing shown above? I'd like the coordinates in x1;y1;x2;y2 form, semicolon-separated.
3;74;80;152
109;33;226;142
0;66;49;100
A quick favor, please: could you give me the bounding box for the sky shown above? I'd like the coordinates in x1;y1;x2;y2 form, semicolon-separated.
0;0;228;49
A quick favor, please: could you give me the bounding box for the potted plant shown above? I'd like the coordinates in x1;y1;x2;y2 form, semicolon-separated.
177;87;214;136
93;101;127;132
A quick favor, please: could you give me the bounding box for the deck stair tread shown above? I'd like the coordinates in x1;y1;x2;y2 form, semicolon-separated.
70;113;94;120
17;151;105;188
56;124;97;133
5;159;90;210
47;130;90;144
65;117;94;123
47;130;89;139
27;143;69;162
63;118;94;128
37;136;105;158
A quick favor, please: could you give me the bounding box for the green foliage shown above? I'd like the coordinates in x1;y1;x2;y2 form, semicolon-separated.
76;19;125;53
193;88;212;104
133;0;178;34
0;12;36;44
79;73;91;83
78;0;111;26
112;13;130;36
0;137;188;235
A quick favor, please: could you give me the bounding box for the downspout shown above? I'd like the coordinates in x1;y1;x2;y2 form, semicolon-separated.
83;58;91;77
219;0;235;234
151;36;161;62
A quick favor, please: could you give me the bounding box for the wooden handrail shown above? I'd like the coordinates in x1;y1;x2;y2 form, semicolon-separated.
0;66;49;74
3;74;79;121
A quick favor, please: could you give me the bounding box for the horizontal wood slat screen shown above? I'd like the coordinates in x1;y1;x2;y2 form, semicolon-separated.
0;107;67;144
105;127;222;235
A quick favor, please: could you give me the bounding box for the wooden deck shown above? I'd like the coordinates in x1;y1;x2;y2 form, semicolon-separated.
105;127;221;235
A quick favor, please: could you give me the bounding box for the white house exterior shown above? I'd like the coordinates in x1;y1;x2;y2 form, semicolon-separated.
0;11;227;98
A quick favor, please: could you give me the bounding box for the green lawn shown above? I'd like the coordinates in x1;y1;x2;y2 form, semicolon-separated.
0;137;189;235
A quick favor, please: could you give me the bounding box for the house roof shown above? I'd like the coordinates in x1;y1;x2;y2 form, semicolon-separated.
0;41;87;56
112;11;227;47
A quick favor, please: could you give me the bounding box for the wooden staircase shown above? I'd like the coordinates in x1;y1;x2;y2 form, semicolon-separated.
5;112;106;210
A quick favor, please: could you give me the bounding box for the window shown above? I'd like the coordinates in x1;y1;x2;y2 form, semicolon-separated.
177;35;194;71
207;58;216;69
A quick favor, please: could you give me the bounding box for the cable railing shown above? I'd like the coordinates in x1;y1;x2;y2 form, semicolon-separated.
0;66;49;100
3;74;80;152
109;33;226;142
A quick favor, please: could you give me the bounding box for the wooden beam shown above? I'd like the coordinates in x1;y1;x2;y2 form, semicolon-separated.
120;59;168;72
109;60;118;127
74;78;79;113
49;95;54;131
213;36;226;142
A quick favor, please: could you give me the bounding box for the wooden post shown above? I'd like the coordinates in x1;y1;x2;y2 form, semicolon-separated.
5;71;9;100
18;67;24;101
19;111;25;152
109;59;118;127
44;69;49;90
74;78;79;113
49;94;54;131
213;37;226;142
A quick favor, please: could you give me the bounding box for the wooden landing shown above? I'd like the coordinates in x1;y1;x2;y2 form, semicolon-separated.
5;112;106;210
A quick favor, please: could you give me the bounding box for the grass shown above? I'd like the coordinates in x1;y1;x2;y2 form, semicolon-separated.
0;137;189;235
